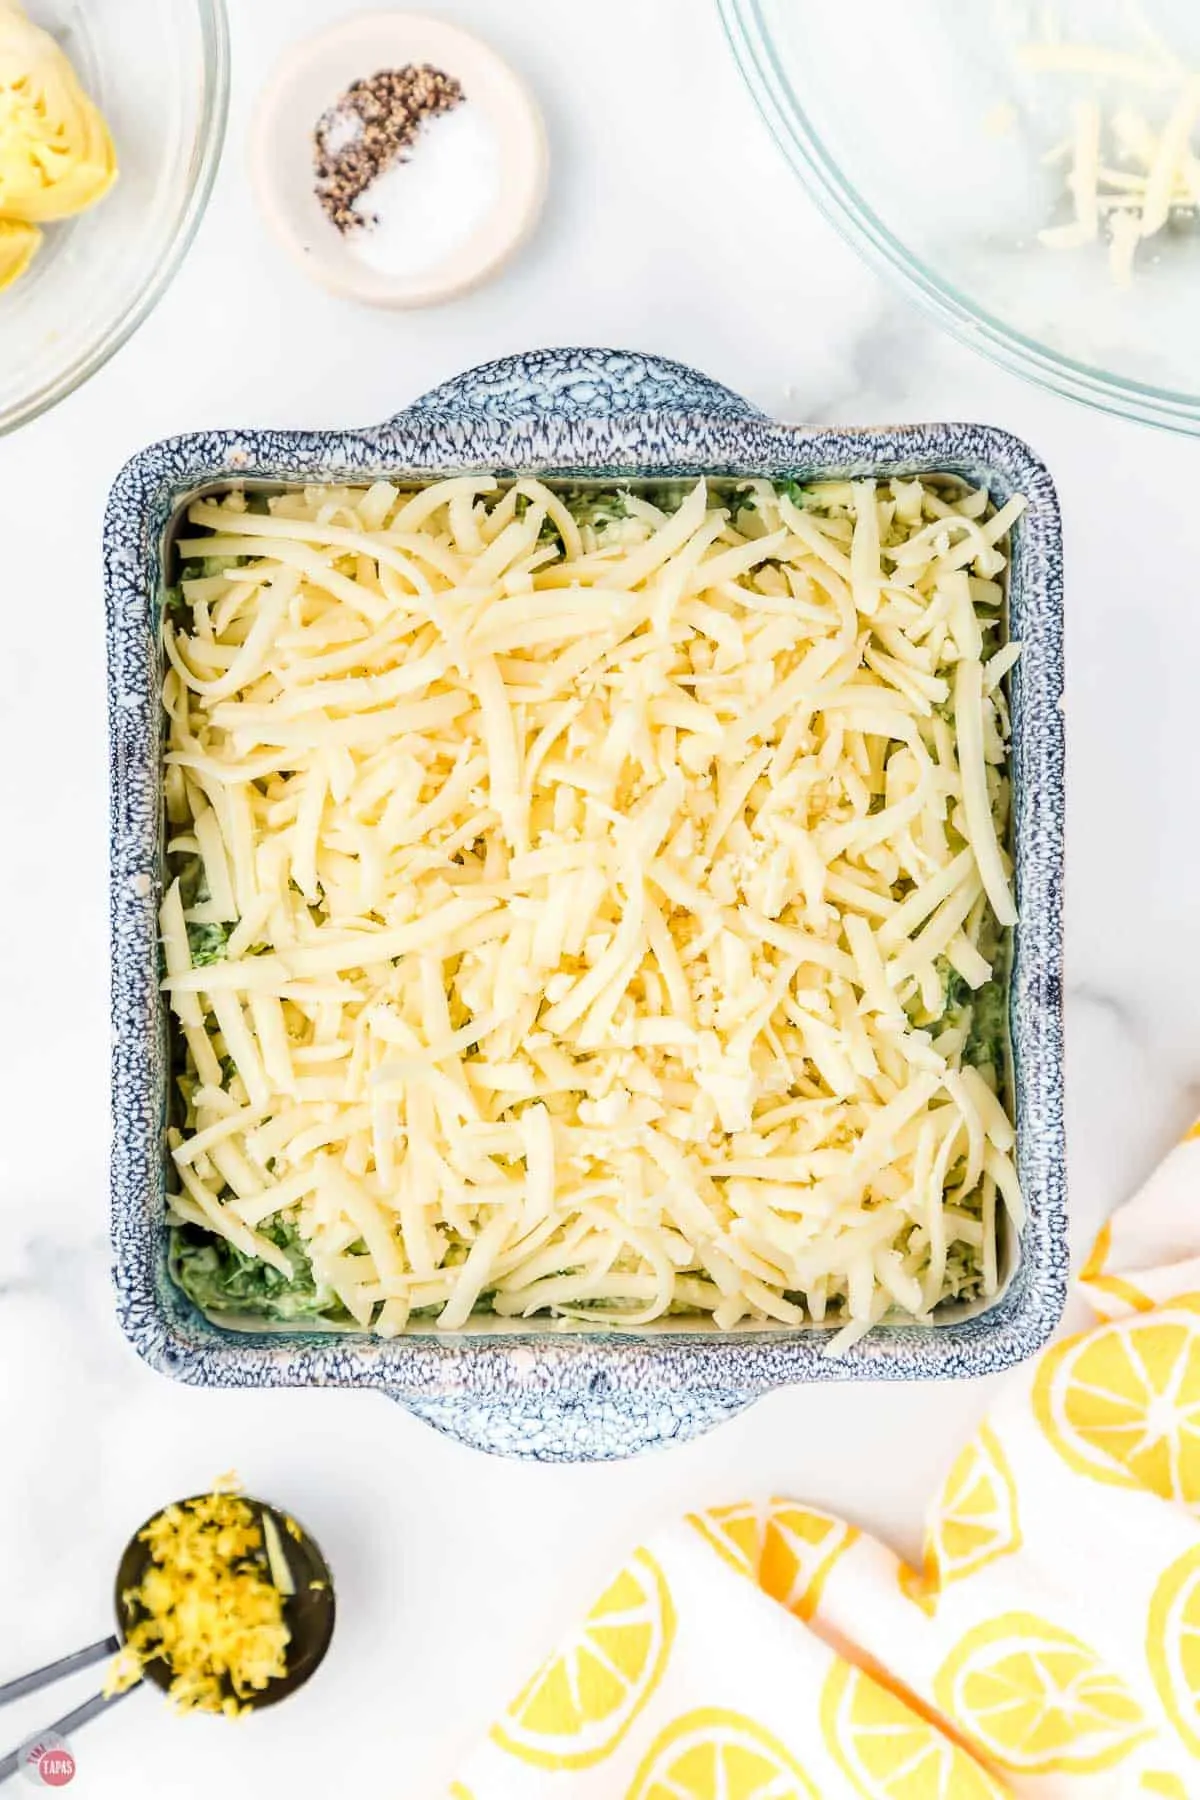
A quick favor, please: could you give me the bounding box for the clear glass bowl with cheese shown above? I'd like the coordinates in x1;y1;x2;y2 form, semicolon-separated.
0;0;227;435
721;0;1200;435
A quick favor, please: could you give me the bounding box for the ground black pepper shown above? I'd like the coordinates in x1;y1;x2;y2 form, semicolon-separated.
313;64;466;233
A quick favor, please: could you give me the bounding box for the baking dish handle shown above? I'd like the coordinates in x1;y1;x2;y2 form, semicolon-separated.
381;346;763;428
382;1386;756;1462
366;348;761;1461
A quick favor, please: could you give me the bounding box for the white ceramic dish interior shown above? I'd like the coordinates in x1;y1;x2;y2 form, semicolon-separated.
249;11;547;308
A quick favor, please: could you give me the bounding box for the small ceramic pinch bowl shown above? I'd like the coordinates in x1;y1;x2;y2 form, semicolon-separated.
249;10;547;308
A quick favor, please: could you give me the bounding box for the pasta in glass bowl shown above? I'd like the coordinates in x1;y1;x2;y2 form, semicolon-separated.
0;0;227;435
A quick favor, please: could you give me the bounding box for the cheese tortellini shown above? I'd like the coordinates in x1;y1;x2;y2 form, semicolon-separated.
0;3;116;290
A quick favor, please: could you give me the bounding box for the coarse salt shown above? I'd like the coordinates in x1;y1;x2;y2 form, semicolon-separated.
320;109;362;156
349;104;499;279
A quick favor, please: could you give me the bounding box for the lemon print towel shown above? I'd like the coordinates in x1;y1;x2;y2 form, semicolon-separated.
450;1118;1200;1797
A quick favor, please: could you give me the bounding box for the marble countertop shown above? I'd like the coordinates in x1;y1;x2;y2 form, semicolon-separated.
3;0;1199;1793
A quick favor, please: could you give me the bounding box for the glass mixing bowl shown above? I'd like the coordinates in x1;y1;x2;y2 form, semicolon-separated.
0;0;228;435
719;0;1200;434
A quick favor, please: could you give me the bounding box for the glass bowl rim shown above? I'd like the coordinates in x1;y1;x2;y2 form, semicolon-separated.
718;0;1200;437
0;0;231;438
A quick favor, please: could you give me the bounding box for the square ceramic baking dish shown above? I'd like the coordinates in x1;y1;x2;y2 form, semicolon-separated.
106;347;1066;1461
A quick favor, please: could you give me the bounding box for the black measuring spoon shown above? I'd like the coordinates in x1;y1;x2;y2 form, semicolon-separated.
0;1495;335;1784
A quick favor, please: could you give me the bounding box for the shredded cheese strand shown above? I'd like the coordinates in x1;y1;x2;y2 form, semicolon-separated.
161;474;1023;1345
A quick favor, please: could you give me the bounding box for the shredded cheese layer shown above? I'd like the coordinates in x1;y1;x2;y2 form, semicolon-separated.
160;474;1023;1351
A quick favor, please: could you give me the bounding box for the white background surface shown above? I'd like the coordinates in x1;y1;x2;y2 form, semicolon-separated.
3;1;1200;1795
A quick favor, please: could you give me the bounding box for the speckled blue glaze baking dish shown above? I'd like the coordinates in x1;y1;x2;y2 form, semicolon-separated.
105;347;1066;1461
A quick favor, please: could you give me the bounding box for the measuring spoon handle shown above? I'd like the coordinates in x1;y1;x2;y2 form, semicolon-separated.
0;1637;120;1708
0;1680;140;1785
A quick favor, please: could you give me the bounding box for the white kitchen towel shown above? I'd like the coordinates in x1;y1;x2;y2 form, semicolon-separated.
448;1121;1200;1799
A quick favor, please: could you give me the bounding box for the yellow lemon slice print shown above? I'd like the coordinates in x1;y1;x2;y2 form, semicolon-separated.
688;1499;857;1620
687;1501;764;1579
1147;1543;1200;1758
1078;1220;1156;1319
759;1503;859;1622
896;1561;939;1618
822;1659;1009;1800
492;1548;675;1770
934;1611;1150;1774
627;1706;819;1800
1141;1773;1189;1798
1032;1303;1200;1505
921;1423;1022;1595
